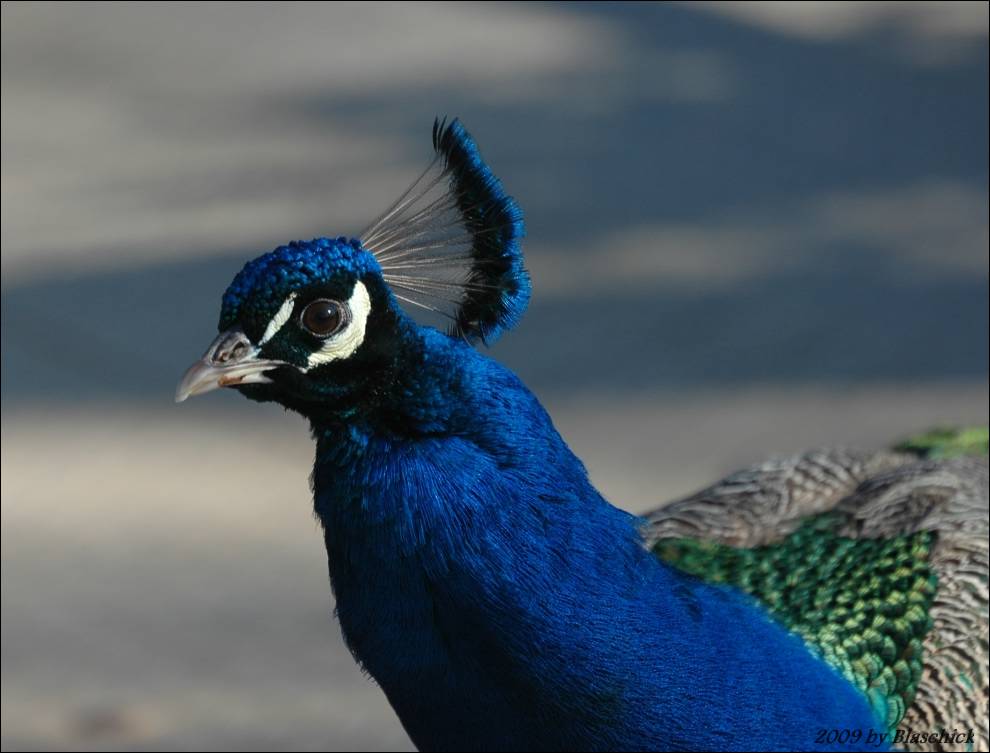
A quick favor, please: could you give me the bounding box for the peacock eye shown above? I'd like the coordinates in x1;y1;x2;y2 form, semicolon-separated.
300;299;348;338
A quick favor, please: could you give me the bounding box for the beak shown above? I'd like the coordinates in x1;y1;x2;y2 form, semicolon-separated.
175;328;287;403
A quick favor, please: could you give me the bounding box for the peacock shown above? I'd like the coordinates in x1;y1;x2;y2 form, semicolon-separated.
176;118;988;752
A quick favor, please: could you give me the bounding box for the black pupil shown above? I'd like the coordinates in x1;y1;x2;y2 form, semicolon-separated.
303;300;342;336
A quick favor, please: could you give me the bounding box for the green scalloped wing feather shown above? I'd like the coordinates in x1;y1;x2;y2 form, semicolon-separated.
645;431;988;751
654;515;938;733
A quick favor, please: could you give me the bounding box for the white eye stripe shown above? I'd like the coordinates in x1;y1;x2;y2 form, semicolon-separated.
258;293;297;346
303;281;372;371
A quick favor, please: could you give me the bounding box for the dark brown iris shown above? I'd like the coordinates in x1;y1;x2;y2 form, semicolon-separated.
300;299;345;337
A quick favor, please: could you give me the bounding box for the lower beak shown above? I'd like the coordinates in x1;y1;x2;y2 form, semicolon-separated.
175;328;287;403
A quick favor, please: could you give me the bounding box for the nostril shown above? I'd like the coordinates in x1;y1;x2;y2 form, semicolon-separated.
207;330;253;365
217;341;246;363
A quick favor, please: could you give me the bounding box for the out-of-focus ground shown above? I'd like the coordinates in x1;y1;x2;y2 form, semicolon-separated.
2;2;987;751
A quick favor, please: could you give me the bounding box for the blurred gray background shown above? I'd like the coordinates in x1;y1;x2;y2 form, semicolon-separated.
2;2;987;750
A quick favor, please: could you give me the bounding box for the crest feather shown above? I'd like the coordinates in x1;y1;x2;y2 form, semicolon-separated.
360;118;529;344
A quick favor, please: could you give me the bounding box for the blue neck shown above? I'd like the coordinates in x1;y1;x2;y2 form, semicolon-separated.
309;332;885;751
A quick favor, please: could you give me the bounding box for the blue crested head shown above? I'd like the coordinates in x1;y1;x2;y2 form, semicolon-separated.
177;118;530;423
218;236;378;336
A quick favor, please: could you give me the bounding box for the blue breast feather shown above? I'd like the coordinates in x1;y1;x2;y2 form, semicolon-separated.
311;329;885;752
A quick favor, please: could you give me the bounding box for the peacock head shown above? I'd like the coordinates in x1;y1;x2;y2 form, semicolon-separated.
175;118;529;418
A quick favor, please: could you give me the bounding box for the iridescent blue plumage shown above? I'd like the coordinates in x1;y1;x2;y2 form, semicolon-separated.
310;330;885;751
177;119;926;751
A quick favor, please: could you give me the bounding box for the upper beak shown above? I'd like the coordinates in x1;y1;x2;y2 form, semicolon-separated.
175;328;287;403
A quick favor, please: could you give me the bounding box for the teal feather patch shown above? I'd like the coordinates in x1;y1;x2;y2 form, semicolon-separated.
894;426;989;460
